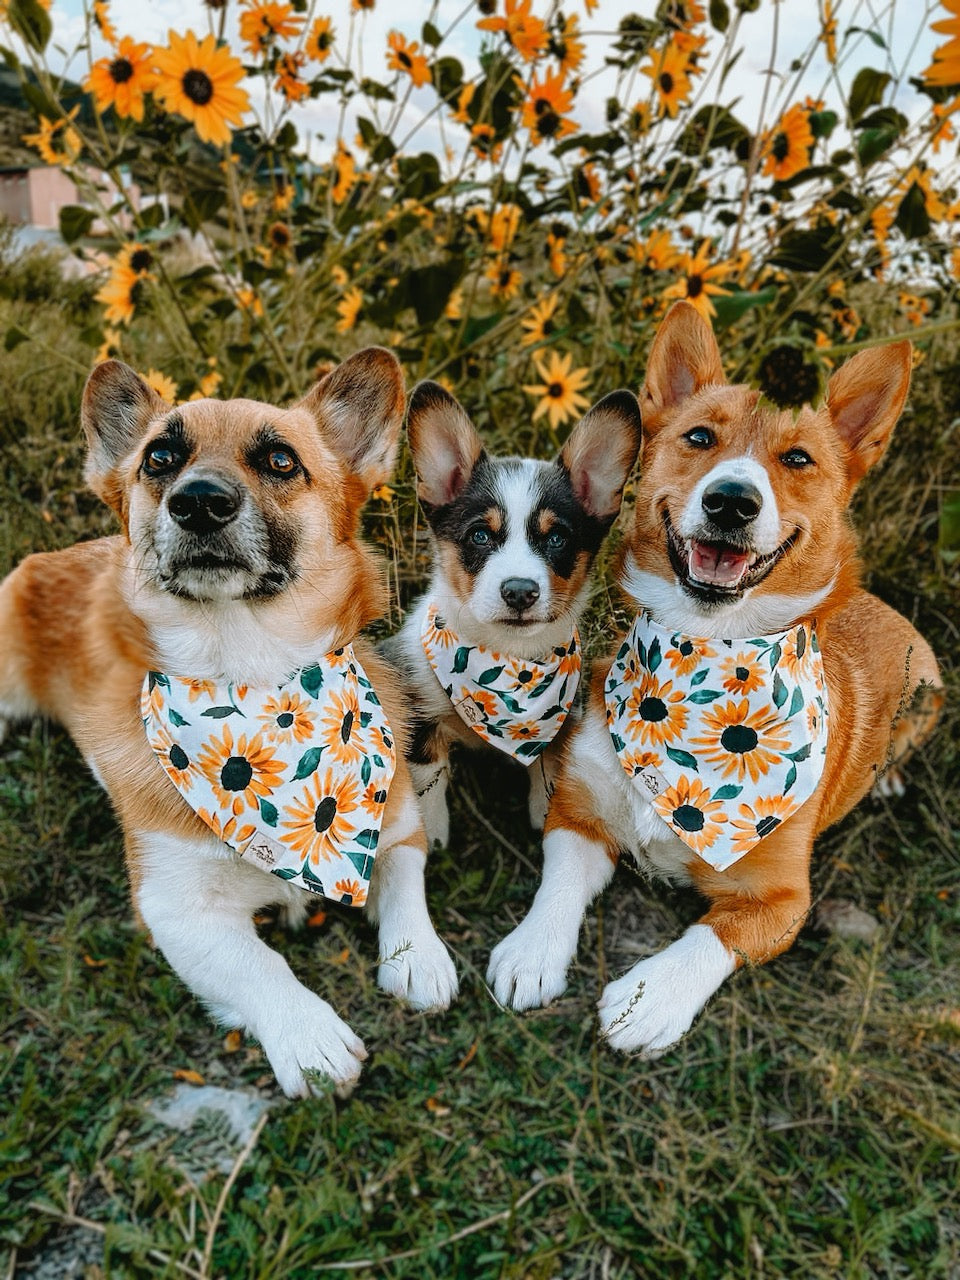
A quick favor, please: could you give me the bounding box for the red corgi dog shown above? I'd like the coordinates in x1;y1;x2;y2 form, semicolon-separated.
0;350;457;1097
487;301;942;1053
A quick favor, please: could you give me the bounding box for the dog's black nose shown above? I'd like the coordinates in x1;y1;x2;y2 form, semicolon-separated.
500;577;541;612
701;479;762;531
168;478;241;534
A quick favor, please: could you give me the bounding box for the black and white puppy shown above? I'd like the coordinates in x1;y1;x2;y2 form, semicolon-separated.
382;382;643;849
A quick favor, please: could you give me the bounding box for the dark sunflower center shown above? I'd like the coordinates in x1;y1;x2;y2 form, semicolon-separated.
517;670;533;684
660;72;674;94
109;57;134;85
536;108;561;137
314;796;338;832
755;814;782;840
687;274;704;298
639;696;667;722
221;755;253;791
182;69;214;106
679;641;694;657
130;248;152;272
499;270;512;287
398;50;412;69
673;803;705;833
772;131;790;162
735;666;749;682
169;744;189;771
317;32;332;50
276;712;294;728
721;724;758;754
340;709;355;745
547;380;564;399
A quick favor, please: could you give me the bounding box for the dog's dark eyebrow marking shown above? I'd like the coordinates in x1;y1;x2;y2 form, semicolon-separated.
160;412;186;439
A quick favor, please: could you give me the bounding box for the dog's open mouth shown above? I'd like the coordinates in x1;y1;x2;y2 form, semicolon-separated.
664;512;798;599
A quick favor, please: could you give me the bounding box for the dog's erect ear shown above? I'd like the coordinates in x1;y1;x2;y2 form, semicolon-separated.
297;346;405;491
559;390;643;522
406;381;485;509
826;341;912;484
82;360;169;502
642;301;725;423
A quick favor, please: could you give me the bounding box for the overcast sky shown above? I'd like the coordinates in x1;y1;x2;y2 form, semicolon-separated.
37;0;945;163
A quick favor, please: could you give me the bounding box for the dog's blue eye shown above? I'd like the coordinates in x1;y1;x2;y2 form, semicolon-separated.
470;527;492;546
546;530;568;550
684;427;715;448
781;448;814;468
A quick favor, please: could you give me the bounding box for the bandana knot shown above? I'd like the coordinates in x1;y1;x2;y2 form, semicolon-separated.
420;602;581;761
141;645;396;904
605;611;828;871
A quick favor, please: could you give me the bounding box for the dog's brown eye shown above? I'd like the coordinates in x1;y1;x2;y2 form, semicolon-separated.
684;427;715;448
781;447;814;468
267;449;298;475
144;446;177;473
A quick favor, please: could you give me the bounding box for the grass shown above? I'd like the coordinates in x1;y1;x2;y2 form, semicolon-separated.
0;251;958;1279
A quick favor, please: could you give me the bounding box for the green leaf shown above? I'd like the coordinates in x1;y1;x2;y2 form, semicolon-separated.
939;492;960;562
713;784;742;801
354;829;380;850
648;637;661;673
8;0;51;51
259;798;278;827
168;707;188;728
451;646;471;675
688;689;723;704
300;664;324;696
709;0;730;32
788;686;805;718
666;747;699;771
848;67;891;124
477;666;505;686
711;286;778;328
361;755;372;787
857;126;899;166
690;668;710;687
514;740;546;758
359;77;395;102
59;205;95;244
183;188;225;233
772;671;787;709
293;746;324;780
787;743;812;762
769;228;845;273
847;25;887;50
409;259;464;326
200;706;238;719
808;109;838;139
895;183;931;241
4;326;29;352
783;762;798;794
422;20;441;46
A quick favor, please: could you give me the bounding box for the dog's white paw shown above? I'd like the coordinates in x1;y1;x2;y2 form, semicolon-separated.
276;893;311;932
487;923;571;1011
871;766;906;800
258;991;367;1099
378;930;459;1011
598;925;735;1056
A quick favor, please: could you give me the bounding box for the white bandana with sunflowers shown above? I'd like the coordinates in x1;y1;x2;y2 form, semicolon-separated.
420;603;581;762
605;611;828;872
141;646;396;906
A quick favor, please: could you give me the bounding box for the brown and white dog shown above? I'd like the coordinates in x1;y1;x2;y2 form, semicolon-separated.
0;350;457;1097
381;382;642;849
487;301;942;1051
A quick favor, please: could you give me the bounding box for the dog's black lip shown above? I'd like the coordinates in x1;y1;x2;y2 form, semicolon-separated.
663;510;800;601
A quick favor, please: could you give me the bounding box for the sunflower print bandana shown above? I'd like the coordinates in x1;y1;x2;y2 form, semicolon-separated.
605;611;828;872
420;603;581;762
141;646;396;905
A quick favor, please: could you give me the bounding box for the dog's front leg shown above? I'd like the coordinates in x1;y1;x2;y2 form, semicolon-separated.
598;825;814;1055
133;830;367;1099
487;801;618;1011
409;754;451;850
366;783;459;1011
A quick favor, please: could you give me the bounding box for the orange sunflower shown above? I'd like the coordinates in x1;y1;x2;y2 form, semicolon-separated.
305;15;335;62
923;0;960;87
333;877;367;906
779;626;815;681
275;52;309;102
197;726;286;815
360;779;388;820
238;1;304;56
320;688;365;765
689;698;793;784
619;747;664;777
652;775;726;855
487;260;523;300
662;238;733;321
92;0;117;45
477;0;548;63
258;691;316;745
488;202;522;251
664;635;717;677
502;656;548;691
523;350;591;430
508;719;541;741
386;31;431;87
520;68;578;145
545;229;566;276
761;103;814;182
196;806;257;846
550;14;585;75
641;39;693;118
730;795;798;857
719;652;767;695
95;241;155;325
23;109;82;167
148;722;198;791
85;37;157;121
280;768;362;865
623;670;689;748
423;607;458;649
178;675;217;702
331;141;357;203
336;286;363;333
153;30;250;147
460;687;499;721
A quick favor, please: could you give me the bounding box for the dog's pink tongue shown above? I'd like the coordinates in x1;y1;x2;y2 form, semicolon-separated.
689;540;752;587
